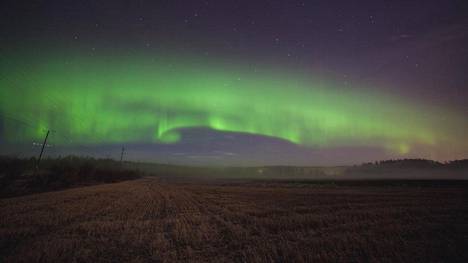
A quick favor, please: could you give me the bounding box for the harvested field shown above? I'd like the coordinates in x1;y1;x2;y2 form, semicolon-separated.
1;178;467;262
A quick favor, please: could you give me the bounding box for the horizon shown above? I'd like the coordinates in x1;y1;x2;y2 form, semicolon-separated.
2;153;466;169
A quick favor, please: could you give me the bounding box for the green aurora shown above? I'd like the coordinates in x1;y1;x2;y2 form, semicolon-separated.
0;50;466;156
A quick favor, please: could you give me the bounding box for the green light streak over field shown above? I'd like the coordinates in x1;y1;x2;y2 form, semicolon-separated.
0;50;465;155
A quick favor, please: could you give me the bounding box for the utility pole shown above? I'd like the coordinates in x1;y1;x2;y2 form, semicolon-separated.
120;146;125;163
36;129;50;170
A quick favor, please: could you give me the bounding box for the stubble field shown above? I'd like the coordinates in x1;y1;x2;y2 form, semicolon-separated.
1;177;467;262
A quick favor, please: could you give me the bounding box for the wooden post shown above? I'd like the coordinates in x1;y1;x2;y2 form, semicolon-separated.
120;146;125;163
34;129;50;178
36;130;50;170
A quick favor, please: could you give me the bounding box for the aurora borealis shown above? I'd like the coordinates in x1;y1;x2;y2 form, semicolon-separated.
1;0;467;165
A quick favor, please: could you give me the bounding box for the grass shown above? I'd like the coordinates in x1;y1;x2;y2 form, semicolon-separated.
1;177;467;262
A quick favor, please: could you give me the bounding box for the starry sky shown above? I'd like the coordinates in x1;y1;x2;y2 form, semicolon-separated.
1;0;467;166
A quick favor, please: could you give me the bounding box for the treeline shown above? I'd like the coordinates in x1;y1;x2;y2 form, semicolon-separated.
345;158;468;179
0;156;141;198
359;158;468;169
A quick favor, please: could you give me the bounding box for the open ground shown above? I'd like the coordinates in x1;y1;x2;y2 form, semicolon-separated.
1;177;467;262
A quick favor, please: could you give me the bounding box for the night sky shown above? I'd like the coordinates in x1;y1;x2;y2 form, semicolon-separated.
1;0;467;165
